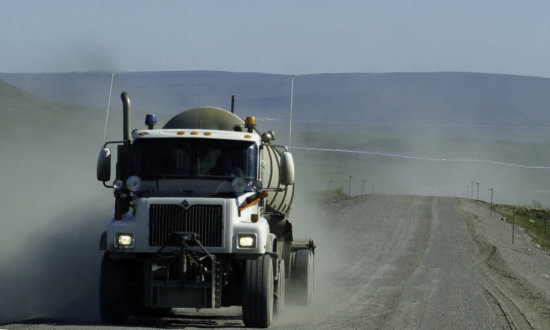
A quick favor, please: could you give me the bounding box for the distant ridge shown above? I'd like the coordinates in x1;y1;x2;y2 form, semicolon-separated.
0;78;70;117
2;71;550;126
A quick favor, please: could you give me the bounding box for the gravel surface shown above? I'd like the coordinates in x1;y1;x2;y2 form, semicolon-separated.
458;199;550;329
4;195;550;329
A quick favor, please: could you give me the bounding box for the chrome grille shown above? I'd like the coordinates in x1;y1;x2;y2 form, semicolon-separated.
149;204;223;247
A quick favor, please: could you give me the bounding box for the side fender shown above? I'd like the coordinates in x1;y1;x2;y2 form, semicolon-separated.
266;233;277;253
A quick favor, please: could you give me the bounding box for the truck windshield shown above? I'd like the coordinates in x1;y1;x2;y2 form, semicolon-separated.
133;138;258;180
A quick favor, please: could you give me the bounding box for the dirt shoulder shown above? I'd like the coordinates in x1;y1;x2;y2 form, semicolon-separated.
457;199;550;328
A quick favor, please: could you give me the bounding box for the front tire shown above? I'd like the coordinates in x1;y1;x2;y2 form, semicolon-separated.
139;307;172;317
99;252;129;324
242;255;274;328
274;259;286;315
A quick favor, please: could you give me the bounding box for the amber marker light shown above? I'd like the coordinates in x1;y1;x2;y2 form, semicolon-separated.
191;131;198;135
204;132;212;136
177;131;185;135
244;116;257;133
245;116;257;125
137;131;148;136
244;134;252;139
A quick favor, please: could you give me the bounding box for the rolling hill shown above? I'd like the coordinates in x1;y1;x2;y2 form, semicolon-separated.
2;71;550;128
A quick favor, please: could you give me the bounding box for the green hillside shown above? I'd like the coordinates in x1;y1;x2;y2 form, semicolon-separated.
0;79;107;144
0;78;66;116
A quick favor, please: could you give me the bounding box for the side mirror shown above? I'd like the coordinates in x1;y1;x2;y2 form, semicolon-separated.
97;147;111;182
279;152;295;185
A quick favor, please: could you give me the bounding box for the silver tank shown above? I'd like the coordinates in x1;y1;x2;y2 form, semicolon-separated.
163;107;294;218
163;107;244;131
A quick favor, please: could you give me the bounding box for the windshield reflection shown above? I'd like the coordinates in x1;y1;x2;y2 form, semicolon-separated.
134;138;257;180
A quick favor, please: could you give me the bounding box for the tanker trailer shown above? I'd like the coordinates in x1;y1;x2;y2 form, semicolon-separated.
96;92;315;327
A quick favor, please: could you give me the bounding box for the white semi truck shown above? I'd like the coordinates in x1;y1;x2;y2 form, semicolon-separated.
96;92;315;327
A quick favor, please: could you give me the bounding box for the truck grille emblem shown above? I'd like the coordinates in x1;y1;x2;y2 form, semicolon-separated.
182;200;191;210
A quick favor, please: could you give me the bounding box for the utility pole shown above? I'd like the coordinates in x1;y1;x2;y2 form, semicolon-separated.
349;176;353;197
362;179;366;195
470;181;474;200
476;182;479;205
328;180;333;192
489;188;494;216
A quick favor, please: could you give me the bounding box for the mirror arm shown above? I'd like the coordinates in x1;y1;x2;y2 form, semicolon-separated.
268;144;288;152
103;181;114;188
262;187;287;191
103;140;126;148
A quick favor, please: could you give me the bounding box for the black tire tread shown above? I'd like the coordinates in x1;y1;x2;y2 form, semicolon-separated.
293;249;314;305
274;260;285;315
99;252;129;324
242;255;273;328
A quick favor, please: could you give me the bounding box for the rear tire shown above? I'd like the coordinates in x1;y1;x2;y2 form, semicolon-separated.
140;307;172;317
274;260;286;315
242;255;274;328
99;252;129;324
293;249;314;305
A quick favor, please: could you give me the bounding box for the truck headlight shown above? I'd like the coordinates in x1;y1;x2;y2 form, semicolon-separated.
116;233;134;247
238;234;256;248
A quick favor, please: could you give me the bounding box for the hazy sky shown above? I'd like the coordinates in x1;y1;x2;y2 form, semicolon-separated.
1;0;550;76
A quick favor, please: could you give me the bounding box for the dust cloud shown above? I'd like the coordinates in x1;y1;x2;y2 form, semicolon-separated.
0;85;113;324
3;72;550;326
267;115;550;325
289;118;550;207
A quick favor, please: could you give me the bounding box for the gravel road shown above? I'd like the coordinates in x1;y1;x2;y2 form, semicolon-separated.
275;195;550;329
4;195;550;329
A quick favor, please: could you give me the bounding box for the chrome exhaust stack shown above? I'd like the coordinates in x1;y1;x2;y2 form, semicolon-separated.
121;92;131;142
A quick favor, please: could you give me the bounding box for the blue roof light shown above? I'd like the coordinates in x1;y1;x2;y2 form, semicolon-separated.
145;114;157;129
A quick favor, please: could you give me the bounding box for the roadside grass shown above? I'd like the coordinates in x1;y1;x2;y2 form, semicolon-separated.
493;203;550;252
314;188;351;203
